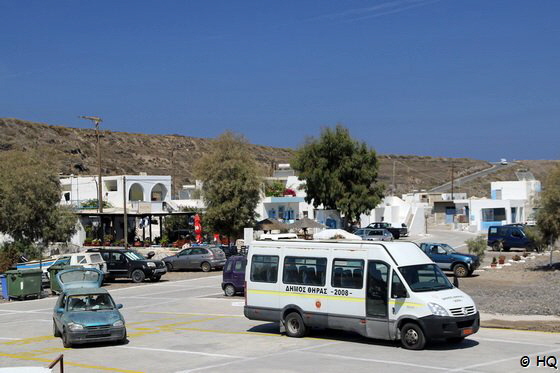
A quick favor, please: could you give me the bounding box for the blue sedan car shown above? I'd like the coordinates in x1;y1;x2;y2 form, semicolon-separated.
52;268;127;348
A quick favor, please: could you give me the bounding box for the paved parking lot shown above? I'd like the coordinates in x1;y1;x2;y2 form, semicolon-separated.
1;273;559;372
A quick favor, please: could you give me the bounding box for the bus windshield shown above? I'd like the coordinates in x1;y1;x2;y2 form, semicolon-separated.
399;264;453;292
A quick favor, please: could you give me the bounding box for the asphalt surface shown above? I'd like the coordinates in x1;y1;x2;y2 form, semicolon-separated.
1;270;559;373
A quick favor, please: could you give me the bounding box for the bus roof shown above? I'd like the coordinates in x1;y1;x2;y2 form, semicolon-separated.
249;240;430;267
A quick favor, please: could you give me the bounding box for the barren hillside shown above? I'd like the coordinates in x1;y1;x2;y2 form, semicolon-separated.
2;118;556;198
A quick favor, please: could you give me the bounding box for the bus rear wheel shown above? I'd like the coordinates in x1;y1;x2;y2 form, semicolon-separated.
284;312;306;338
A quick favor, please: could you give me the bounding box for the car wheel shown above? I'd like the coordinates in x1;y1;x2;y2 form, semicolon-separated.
224;284;236;297
201;262;211;272
453;263;468;278
150;275;161;282
131;269;146;283
53;321;61;337
62;329;72;348
284;312;307;338
165;262;173;272
400;322;426;350
447;337;465;344
492;241;503;251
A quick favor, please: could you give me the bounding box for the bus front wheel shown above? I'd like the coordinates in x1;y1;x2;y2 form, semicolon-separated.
400;323;426;350
284;312;307;338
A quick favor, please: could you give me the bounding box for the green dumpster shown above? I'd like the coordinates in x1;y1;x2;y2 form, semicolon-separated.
5;269;43;300
48;264;81;295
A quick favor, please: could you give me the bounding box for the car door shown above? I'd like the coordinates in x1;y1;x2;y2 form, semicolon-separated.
53;294;66;331
429;245;453;269
510;228;526;248
174;249;191;270
232;258;247;289
110;252;129;277
188;248;206;269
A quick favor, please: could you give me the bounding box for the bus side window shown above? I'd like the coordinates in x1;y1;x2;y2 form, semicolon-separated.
331;259;364;289
282;257;327;286
250;255;279;283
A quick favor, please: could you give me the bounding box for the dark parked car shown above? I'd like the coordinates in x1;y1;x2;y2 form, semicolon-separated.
487;224;534;251
366;222;407;239
163;245;226;272
221;255;247;296
419;242;480;277
86;248;166;283
52;268;126;348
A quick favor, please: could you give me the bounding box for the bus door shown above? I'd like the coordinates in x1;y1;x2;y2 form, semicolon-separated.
365;260;390;340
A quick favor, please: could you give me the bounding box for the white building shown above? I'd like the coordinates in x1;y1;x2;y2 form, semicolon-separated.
360;195;428;236
59;175;180;246
60;175;172;210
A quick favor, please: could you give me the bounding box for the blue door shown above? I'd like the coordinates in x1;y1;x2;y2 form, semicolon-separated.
445;208;456;224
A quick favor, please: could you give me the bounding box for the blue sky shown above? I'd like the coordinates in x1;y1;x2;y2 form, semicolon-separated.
1;0;559;160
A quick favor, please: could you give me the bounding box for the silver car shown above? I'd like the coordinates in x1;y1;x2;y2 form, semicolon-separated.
163;246;226;272
354;228;394;241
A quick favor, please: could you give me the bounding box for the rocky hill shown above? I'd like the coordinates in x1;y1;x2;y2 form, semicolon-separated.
1;118;557;197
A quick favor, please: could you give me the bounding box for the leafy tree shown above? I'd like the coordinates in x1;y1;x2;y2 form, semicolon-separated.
194;132;262;241
0;151;77;266
535;165;560;264
292;125;385;227
264;181;285;197
466;235;486;262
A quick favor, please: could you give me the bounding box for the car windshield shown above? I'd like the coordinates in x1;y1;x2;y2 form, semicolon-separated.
399;264;453;292
67;294;115;311
441;244;456;253
124;251;145;261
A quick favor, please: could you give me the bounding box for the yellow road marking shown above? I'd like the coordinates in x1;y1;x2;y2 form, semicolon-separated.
248;289;364;302
0;352;145;373
128;316;225;338
141;311;244;317
2;336;55;345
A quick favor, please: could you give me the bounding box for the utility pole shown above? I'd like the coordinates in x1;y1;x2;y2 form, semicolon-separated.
392;160;396;196
79;116;103;213
123;176;128;248
451;161;455;200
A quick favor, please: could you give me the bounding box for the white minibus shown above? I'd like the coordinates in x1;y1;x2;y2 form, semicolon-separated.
244;240;479;350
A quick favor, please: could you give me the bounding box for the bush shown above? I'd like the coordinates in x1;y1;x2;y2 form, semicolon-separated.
466;234;487;262
524;226;547;252
0;242;40;272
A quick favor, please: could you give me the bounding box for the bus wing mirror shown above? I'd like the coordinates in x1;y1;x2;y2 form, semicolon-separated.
453;276;459;288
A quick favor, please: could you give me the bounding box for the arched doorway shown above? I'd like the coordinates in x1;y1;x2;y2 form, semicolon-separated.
151;183;168;201
129;183;144;201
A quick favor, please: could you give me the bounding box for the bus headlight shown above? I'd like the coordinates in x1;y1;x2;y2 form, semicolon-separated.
428;302;449;317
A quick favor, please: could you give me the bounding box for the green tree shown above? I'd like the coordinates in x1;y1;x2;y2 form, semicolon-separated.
0;151;77;266
292;125;385;227
194;132;262;241
535;165;560;264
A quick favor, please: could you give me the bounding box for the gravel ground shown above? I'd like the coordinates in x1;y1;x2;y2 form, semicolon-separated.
459;249;560;316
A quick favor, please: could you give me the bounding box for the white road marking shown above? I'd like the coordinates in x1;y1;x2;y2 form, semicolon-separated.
140;311;243;318
0;337;21;340
176;341;343;373
302;351;450;371
116;345;243;359
474;336;560;347
448;347;560;372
